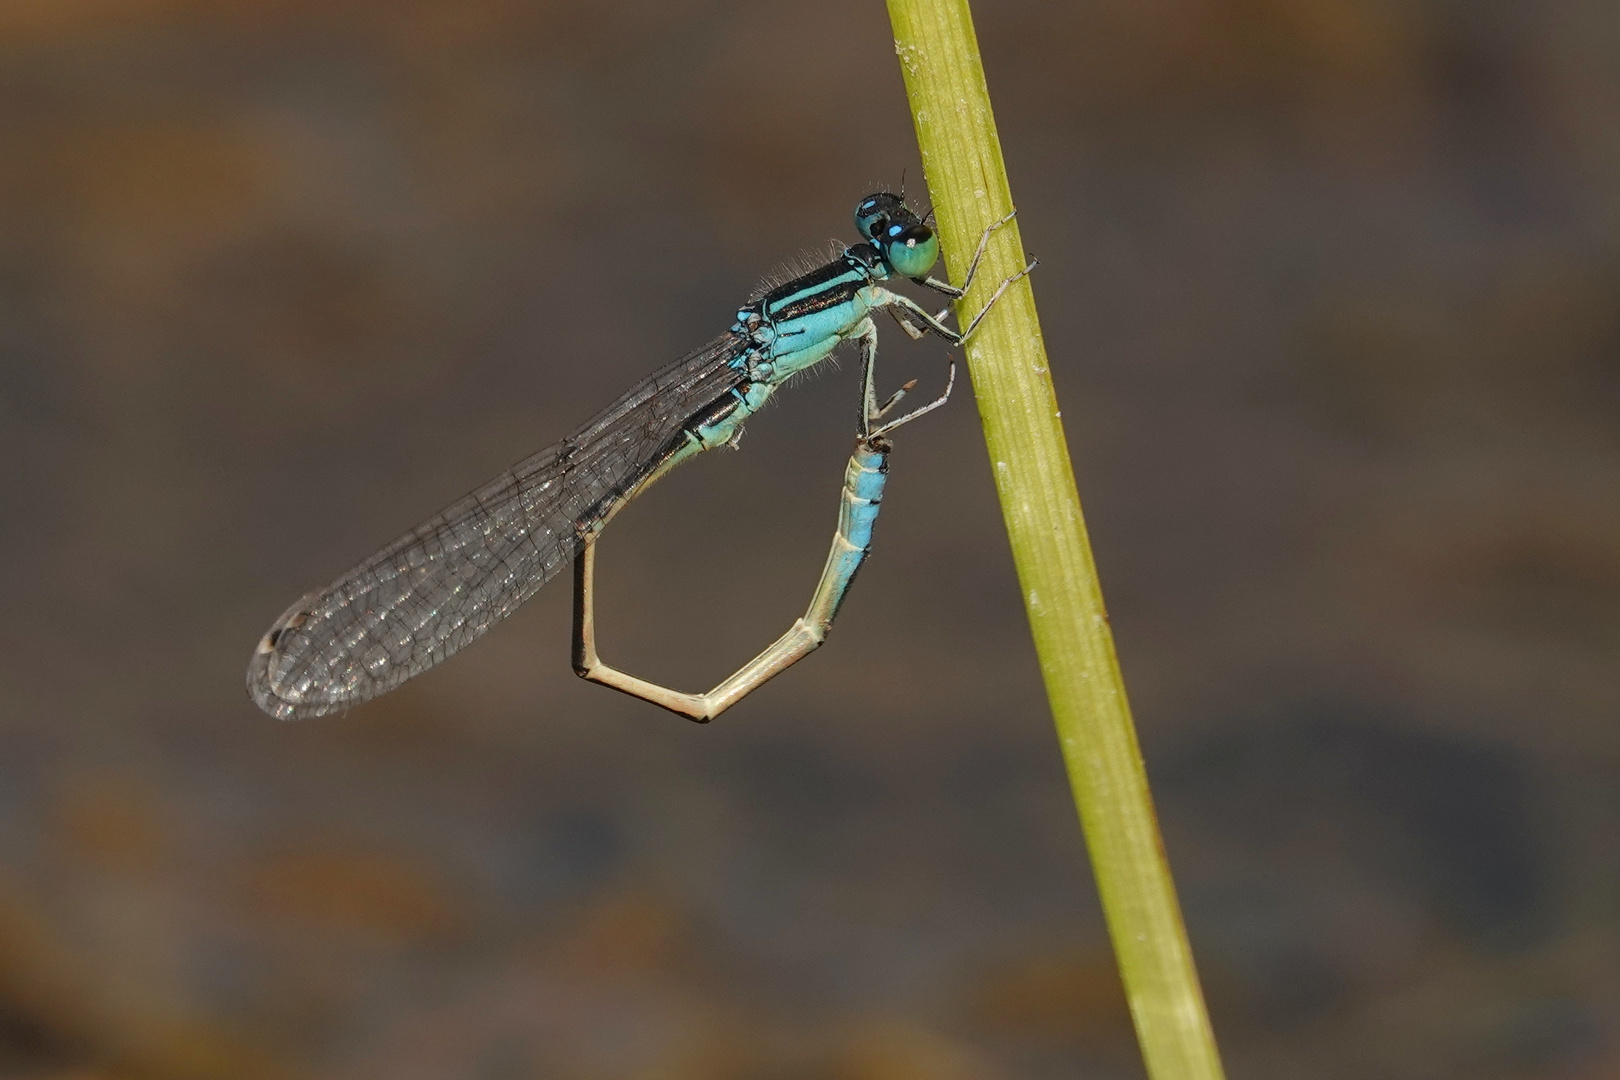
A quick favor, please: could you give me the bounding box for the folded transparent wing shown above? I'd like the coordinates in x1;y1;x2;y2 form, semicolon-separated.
247;331;750;719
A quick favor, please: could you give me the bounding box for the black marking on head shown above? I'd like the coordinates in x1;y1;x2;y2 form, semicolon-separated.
846;245;883;269
856;191;912;242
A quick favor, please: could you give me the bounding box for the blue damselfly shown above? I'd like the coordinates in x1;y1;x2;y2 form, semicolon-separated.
248;194;1030;721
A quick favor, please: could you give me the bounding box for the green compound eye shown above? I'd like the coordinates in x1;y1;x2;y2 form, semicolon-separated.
885;225;939;279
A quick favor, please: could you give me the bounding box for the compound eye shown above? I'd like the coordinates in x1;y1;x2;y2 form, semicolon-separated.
885;224;939;278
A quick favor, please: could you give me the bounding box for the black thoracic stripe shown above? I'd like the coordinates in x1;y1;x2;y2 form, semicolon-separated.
761;257;864;325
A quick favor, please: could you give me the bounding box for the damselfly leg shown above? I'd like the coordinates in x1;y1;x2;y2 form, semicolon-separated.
914;208;1019;299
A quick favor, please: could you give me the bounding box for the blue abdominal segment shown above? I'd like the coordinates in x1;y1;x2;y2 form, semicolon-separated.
820;439;889;623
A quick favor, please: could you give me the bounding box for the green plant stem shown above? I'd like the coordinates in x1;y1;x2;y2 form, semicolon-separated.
884;3;1226;1077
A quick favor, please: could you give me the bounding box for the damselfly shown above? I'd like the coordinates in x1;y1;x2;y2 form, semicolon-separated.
248;194;1031;722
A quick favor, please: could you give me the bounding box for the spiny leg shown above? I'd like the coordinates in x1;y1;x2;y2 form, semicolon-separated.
873;208;1038;347
870;358;954;438
876;250;1038;349
855;314;954;438
953;255;1038;341
856;318;881;430
916;208;1019;299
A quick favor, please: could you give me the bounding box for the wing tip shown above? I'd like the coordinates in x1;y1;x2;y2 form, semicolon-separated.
245;593;346;721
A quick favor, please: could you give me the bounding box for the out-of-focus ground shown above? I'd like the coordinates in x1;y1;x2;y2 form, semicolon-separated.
2;0;1618;1077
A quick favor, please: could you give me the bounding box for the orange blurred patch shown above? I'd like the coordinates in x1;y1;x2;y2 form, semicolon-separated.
241;841;465;944
64;122;266;244
53;769;172;873
961;947;1134;1050
831;1020;1003;1080
0;0;184;41
545;890;695;980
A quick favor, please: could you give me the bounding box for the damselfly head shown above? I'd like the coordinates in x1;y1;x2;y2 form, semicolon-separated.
855;192;906;242
854;192;940;281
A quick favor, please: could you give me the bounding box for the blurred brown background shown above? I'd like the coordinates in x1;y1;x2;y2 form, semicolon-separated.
3;0;1618;1077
